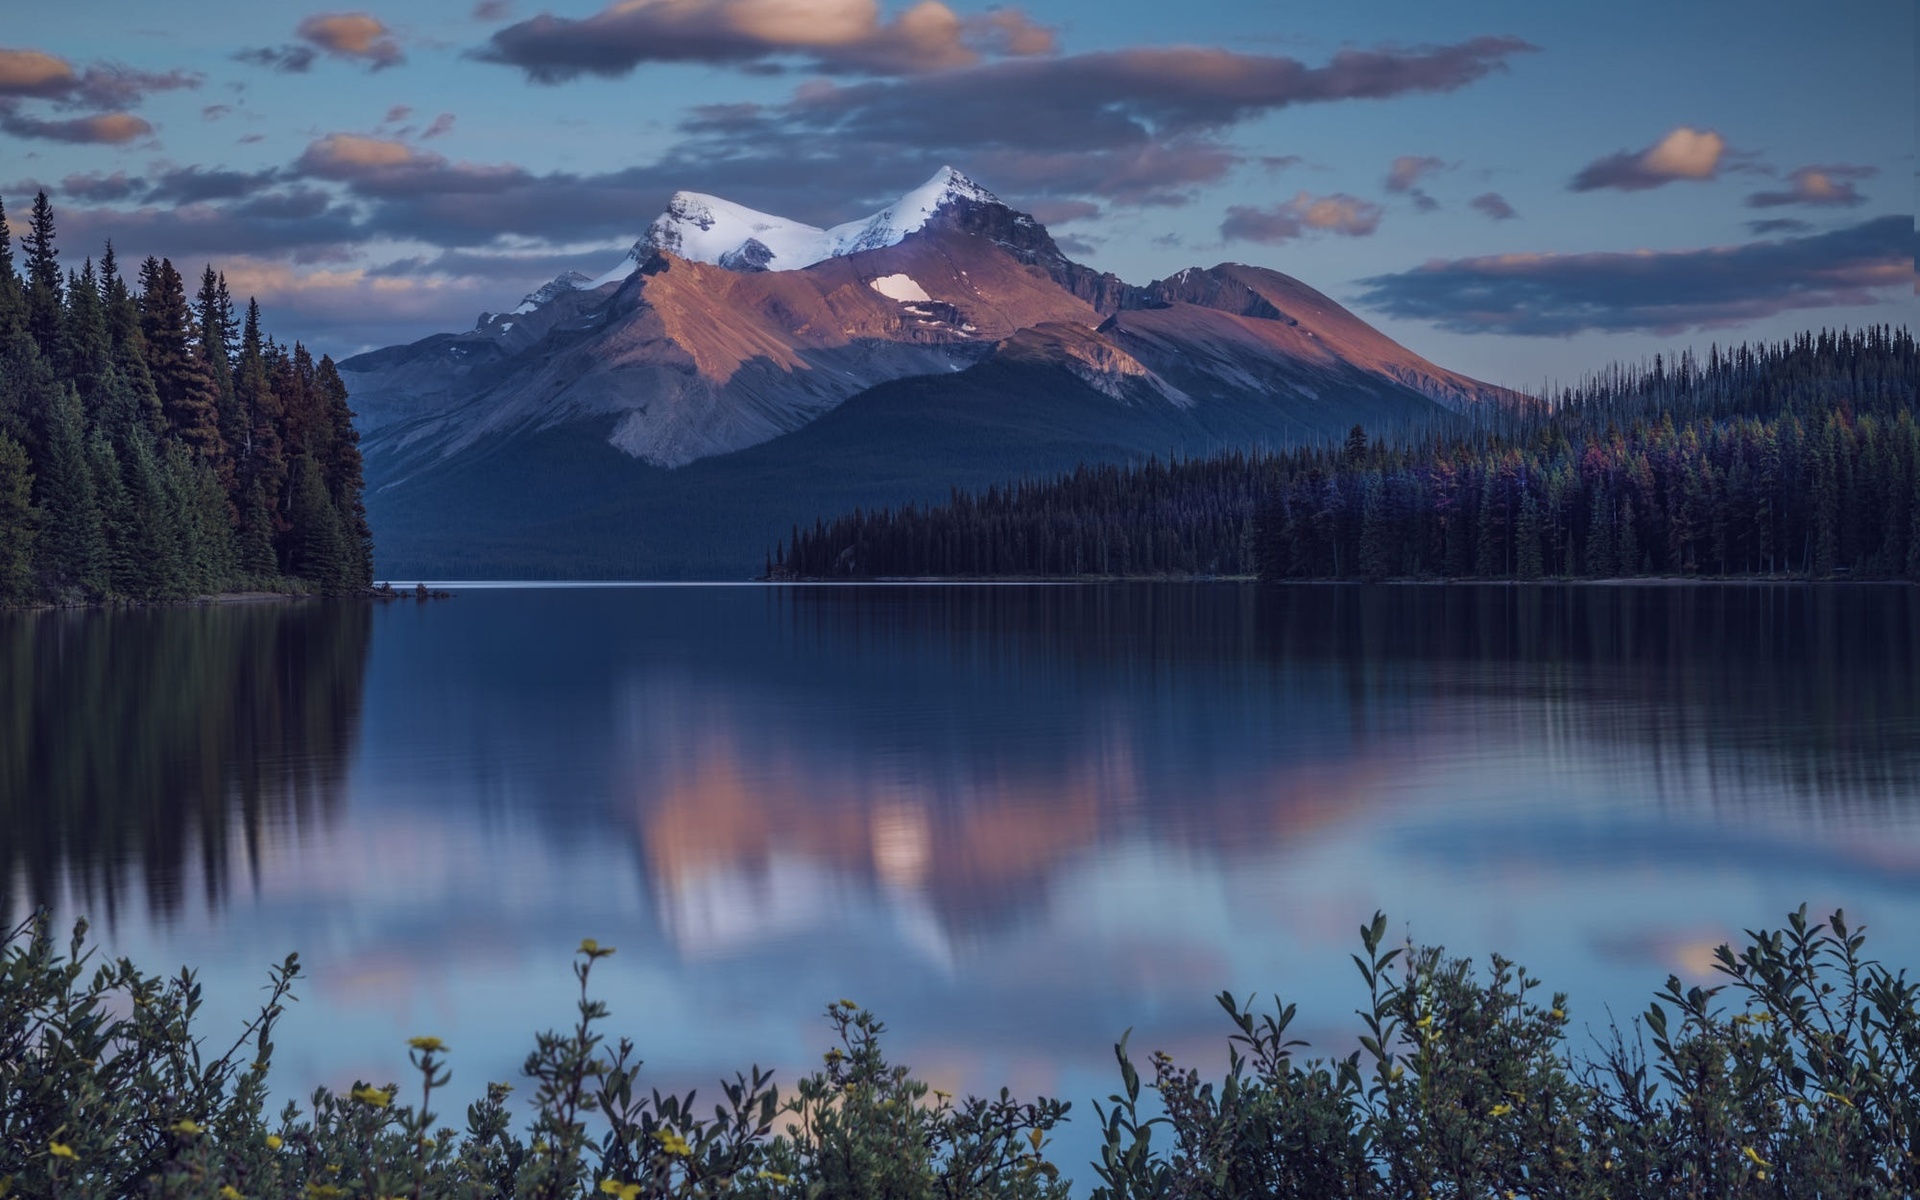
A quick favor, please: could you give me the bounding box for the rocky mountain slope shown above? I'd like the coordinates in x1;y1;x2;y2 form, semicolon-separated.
347;168;1521;578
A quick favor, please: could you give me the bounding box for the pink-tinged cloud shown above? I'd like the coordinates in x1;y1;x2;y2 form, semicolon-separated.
0;110;152;144
1355;215;1907;335
1746;163;1873;209
0;46;200;107
294;133;529;197
0;47;76;97
1385;154;1444;193
1469;191;1516;220
475;0;1058;79
1221;191;1382;243
1570;126;1726;192
298;12;406;68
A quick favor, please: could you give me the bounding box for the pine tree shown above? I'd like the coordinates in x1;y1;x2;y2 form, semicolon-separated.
34;385;105;593
60;259;112;412
100;243;161;431
0;196;22;340
85;427;138;595
140;257;227;470
1516;488;1544;579
0;431;34;602
21;192;62;362
287;452;349;589
314;354;371;587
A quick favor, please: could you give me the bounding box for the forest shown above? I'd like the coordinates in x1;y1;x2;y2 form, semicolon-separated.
772;327;1919;583
0;192;371;606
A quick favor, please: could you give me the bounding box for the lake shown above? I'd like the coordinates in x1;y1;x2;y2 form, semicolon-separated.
5;582;1918;1178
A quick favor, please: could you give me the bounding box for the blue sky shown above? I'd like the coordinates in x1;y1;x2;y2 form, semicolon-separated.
2;0;1911;386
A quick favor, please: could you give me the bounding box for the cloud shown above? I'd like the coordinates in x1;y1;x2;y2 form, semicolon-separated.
1353;215;1909;336
1745;164;1873;208
1385;154;1444;192
421;112;457;138
1570;126;1725;192
293;134;530;197
298;13;406;68
474;0;1058;80
1468;191;1516;220
235;45;318;72
0;109;153;144
1746;217;1812;235
473;0;515;19
0;47;81;98
0;46;201;108
238;12;403;74
1221;191;1382;244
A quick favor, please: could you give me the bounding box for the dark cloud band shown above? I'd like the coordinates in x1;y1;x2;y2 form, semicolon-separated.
1354;215;1910;336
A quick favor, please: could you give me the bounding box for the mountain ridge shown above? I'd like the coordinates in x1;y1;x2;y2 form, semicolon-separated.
346;167;1523;577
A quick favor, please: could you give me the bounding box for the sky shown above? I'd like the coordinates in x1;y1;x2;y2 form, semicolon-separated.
1;0;1913;388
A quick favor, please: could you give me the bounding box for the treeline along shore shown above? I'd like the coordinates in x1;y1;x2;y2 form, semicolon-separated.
0;192;371;607
772;327;1919;584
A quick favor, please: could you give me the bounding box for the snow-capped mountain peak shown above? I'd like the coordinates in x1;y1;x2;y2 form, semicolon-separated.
592;166;1007;282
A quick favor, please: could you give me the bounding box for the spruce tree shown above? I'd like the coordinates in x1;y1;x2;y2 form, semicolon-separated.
100;243;161;431
315;354;371;587
0;196;22;340
21;192;62;362
0;431;34;602
35;385;105;594
140;257;227;470
287;452;348;589
60;259;112;412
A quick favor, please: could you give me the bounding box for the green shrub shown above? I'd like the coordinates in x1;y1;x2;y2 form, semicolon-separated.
2;907;1913;1199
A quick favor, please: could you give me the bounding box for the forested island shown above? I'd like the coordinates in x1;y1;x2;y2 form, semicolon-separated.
772;327;1919;583
0;193;371;607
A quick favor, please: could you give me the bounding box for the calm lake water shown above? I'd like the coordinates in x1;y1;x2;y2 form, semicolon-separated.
6;583;1919;1176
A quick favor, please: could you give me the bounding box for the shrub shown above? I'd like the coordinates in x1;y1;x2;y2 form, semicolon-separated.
1;907;1912;1199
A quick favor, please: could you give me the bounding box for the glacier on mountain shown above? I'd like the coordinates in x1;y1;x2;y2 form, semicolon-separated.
583;166;998;290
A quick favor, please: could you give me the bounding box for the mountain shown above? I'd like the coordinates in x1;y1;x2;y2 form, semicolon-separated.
346;167;1520;579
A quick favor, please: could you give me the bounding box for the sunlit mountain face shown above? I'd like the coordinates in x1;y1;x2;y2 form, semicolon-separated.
10;584;1916;1175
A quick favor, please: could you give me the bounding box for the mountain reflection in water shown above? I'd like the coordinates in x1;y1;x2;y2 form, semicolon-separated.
4;583;1916;1174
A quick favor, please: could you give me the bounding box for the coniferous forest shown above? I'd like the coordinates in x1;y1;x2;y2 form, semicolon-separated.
0;192;371;606
773;327;1920;583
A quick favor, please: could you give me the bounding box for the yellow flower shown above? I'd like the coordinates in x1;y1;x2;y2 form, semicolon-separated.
48;1142;77;1160
220;1186;245;1200
1489;1103;1514;1117
579;938;615;958
1415;1015;1433;1028
757;1170;792;1184
1742;1146;1772;1169
351;1085;392;1108
1550;1008;1565;1020
597;1182;642;1200
266;1135;284;1151
838;998;859;1009
652;1129;693;1157
408;1036;446;1053
169;1120;204;1136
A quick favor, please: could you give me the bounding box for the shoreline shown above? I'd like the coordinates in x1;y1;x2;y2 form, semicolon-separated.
761;573;1918;587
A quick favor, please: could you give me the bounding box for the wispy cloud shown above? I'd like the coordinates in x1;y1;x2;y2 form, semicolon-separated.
1221;191;1382;244
1468;191;1516;220
1745;164;1873;208
1354;215;1908;335
473;0;1057;80
237;11;404;73
1570;126;1725;192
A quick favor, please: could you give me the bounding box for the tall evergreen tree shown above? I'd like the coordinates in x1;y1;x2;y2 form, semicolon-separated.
315;354;372;587
99;244;160;432
0;196;22;340
20;193;62;362
33;385;105;593
60;259;112;412
0;432;34;602
140;257;227;469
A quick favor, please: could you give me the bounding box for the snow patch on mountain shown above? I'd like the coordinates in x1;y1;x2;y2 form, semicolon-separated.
591;167;1000;284
868;274;932;302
